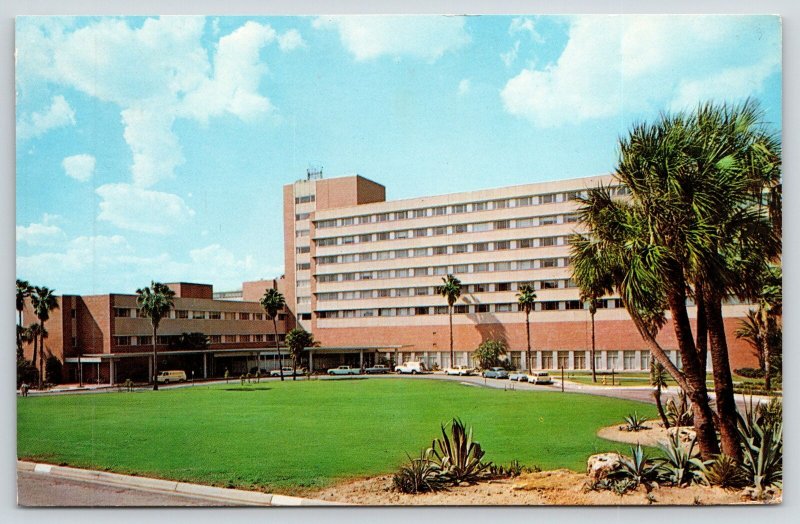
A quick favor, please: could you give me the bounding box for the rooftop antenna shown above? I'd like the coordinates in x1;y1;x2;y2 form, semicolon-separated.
307;165;323;180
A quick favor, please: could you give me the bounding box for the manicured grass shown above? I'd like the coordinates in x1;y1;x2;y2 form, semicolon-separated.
18;378;656;494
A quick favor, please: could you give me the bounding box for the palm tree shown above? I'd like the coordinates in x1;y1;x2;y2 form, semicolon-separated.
136;282;175;391
260;288;286;381
285;328;314;381
735;309;767;372
16;279;32;358
516;284;537;372
649;357;670;429
27;323;45;386
580;291;603;383
437;275;462;368
31;286;58;389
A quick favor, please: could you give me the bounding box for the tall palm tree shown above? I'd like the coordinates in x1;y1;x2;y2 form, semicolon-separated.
136;282;175;391
735;309;767;371
516;284;537;372
16;279;32;358
579;291;604;383
649;357;670;429
260;288;286;381
27;323;45;385
31;286;58;389
437;275;462;367
285;328;314;381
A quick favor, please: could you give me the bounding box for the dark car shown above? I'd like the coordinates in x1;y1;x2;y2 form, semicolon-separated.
364;364;391;374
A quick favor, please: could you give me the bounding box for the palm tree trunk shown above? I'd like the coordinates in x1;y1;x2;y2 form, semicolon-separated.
449;308;454;367
695;289;708;371
704;292;742;460
38;333;44;388
664;266;720;459
274;318;284;381
32;332;39;383
653;384;670;429
762;322;771;391
17;310;23;358
525;311;531;373
292;354;297;381
590;310;597;383
152;324;159;391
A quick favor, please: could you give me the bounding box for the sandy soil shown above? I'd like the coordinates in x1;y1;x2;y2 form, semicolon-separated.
310;424;781;506
310;469;778;506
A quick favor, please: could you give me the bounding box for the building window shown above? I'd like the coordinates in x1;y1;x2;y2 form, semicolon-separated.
624;351;636;370
564;213;579;223
540;215;558;226
396;288;410;297
495;240;510;250
494;261;511;271
541;193;556;204
475;304;490;313
414;287;430;296
396;269;409;278
295;194;315;204
453;244;468;254
517;196;534;207
574;352;586;369
565;300;582;310
377;232;390;241
494;199;508;209
557;351;569;369
240;335;252;343
473;222;490;232
518;238;533;248
454;224;468;234
474;263;489;273
296;263;311;270
540;237;557;247
139;335;152;345
175;310;189;319
541;352;553;369
113;336;131;346
497;282;511;292
541;301;559;311
223;312;237;320
541;258;559;268
541;280;559;289
453;264;469;274
474;242;489;252
415;307;429;316
295;212;310;221
496;303;512;312
433;266;447;275
434;306;448;315
453;305;468;314
376;213;390;222
193;311;206;320
413;208;427;218
238;312;250;320
253;334;264;342
224;335;236;343
433;226;447;236
295;229;310;237
516;218;535;228
453;204;467;213
474;201;488;211
395;249;409;259
113;308;131;318
317;237;336;247
433;206;447;216
296;246;310;254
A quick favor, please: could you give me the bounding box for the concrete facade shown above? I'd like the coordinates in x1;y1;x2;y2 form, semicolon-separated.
281;172;758;372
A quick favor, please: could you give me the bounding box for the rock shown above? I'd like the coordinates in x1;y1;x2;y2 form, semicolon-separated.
666;426;696;443
586;453;624;481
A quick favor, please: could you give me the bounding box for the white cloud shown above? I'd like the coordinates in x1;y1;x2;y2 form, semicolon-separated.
509;17;543;42
16;214;65;246
500;40;520;68
16;17;291;187
17;95;76;140
62;154;95;182
313;15;470;62
501;15;781;128
179;21;276;124
96;183;195;234
278;29;305;51
457;79;471;96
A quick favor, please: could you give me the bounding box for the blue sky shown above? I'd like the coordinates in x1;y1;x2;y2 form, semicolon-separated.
15;15;782;295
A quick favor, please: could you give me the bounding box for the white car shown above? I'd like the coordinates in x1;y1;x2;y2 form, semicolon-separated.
445;365;475;376
395;361;428;374
527;371;553;385
508;371;529;382
270;367;305;377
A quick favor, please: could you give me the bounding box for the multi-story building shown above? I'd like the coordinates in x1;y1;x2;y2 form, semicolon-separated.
283;172;756;372
21;282;289;385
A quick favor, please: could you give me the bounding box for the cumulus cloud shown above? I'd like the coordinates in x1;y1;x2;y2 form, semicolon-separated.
96;183;195;234
278;28;305;51
17;95;76;140
313;15;470;62
500;40;520;68
16;214;65;246
62;154;95;182
501;15;781;128
16;17;298;187
457;79;471;96
509;17;543;42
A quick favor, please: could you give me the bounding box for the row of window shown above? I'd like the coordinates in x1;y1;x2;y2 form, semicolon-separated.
113;308;285;321
112;333;286;346
314;216;578;247
313;189;618;229
316;279;577;301
316;299;624;318
316;236;568;265
315;257;571;283
294;194;316;204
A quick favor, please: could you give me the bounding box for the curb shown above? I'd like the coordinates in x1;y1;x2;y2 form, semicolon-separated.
18;461;344;506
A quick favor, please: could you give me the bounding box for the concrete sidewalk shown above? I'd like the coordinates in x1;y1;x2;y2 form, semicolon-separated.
17;461;344;507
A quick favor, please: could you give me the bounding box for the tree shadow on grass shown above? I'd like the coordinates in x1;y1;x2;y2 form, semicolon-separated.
222;388;272;392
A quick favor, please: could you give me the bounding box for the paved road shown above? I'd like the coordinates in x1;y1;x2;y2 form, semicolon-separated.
17;471;234;507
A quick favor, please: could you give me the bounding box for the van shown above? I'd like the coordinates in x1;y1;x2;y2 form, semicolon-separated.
157;370;187;383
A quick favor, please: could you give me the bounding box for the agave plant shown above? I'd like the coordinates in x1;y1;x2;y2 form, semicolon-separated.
700;454;748;489
737;398;782;498
429;418;490;484
614;445;661;491
392;449;446;494
657;432;707;486
665;389;694;427
622;411;650;432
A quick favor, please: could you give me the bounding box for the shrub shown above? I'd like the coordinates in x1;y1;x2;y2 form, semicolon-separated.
430;418;490;485
734;367;765;379
45;356;63;385
737;398;782;498
657;432;706;486
472;340;507;370
700;454;748;489
665;389;693;427
487;459;528;479
392;449;445;494
622;411;649;432
615;445;661;491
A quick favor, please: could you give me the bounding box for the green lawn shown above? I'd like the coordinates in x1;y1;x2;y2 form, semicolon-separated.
18;378;656;494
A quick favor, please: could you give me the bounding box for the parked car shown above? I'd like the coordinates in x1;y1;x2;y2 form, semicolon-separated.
156;370;186;384
482;367;509;379
327;365;361;375
445;365;475;376
395;361;428;374
527;371;553;385
270;367;305;377
364;364;391;374
508;371;529;382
